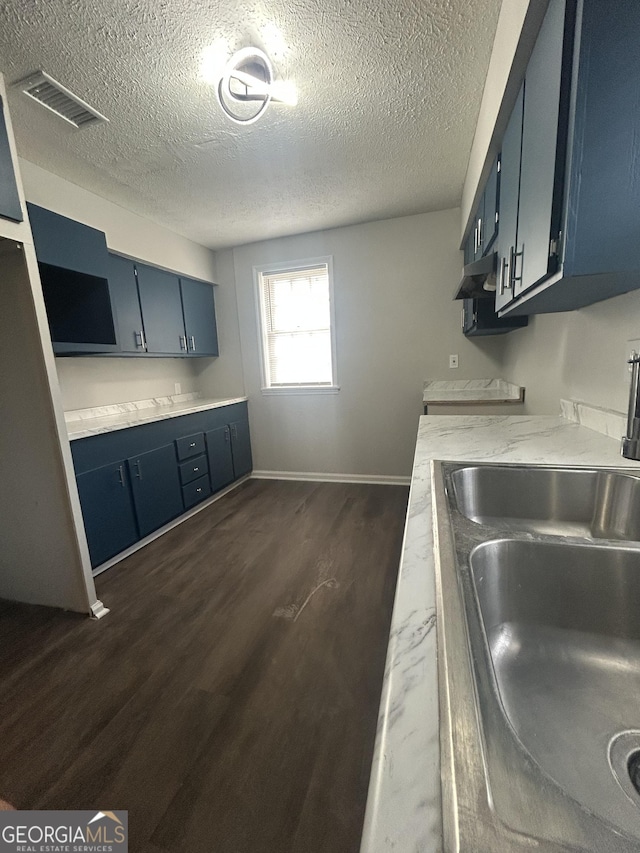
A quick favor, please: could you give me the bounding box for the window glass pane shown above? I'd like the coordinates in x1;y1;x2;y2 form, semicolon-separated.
260;263;334;387
269;330;332;385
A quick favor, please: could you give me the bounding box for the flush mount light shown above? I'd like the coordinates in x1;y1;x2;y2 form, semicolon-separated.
216;46;297;125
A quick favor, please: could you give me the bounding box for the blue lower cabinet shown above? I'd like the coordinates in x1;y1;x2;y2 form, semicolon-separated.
182;475;212;509
230;419;253;479
72;402;252;570
76;462;138;568
206;425;235;492
127;444;183;537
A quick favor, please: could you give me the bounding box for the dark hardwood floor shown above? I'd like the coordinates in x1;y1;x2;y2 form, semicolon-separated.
0;479;407;852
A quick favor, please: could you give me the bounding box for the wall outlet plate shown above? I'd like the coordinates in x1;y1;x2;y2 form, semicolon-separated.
449;354;459;369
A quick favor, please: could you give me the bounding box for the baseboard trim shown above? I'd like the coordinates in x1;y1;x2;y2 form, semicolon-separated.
251;470;411;486
92;474;252;577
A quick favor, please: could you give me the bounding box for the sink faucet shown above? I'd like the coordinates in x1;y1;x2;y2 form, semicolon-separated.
622;351;640;459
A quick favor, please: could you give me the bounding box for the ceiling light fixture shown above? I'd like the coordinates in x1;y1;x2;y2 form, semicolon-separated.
215;46;297;125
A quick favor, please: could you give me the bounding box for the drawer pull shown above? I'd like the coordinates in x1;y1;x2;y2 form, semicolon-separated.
196;488;202;493
189;442;196;447
193;467;199;472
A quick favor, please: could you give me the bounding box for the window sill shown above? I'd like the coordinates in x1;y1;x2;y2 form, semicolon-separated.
261;385;340;396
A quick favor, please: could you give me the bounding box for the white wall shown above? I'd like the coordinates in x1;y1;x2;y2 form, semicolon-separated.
231;209;508;479
20;159;244;410
501;289;640;416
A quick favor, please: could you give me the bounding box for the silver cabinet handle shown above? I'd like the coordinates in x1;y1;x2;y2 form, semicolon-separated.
477;217;483;251
510;245;524;290
224;427;230;442
499;255;511;295
134;460;142;480
180;335;187;350
196;488;202;494
193;467;199;472
189;335;196;351
117;464;125;487
461;307;465;332
232;424;238;439
189;442;196;448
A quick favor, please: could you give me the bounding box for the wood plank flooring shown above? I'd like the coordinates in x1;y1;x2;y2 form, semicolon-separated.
0;479;407;853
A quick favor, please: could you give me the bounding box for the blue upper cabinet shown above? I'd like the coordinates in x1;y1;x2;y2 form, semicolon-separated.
180;277;219;357
27;202;109;280
27;202;119;353
497;0;640;316
0;96;22;223
136;263;186;355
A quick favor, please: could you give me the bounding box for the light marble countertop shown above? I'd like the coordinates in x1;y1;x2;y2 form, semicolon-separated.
360;404;639;853
423;377;524;404
65;392;248;441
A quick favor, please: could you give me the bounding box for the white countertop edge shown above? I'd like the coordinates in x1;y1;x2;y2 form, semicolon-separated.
66;396;249;441
360;412;640;853
423;377;524;404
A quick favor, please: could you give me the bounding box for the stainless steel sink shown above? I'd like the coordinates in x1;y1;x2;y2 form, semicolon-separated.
451;464;640;539
433;462;640;853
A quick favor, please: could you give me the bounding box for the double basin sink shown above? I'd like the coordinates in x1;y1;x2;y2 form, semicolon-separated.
434;463;640;852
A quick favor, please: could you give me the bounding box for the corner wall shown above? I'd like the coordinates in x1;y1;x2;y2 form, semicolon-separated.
231;208;508;479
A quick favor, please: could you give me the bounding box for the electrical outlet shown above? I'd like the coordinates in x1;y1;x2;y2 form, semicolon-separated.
174;382;181;395
449;354;459;369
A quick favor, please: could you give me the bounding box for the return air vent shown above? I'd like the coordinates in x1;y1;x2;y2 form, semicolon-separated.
15;71;108;128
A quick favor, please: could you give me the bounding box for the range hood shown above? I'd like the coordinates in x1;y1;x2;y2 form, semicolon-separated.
453;252;497;300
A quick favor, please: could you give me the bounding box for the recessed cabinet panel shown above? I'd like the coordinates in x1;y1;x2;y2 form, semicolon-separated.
108;254;146;353
136;264;186;355
0;96;22;223
76;462;138;568
180;278;219;357
515;0;567;296
127;443;183;537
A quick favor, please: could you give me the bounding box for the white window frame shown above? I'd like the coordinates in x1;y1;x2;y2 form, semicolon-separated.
253;256;339;395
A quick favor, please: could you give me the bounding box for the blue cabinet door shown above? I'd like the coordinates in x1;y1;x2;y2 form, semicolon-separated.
0;97;22;223
127;444;183;537
180;277;219;356
482;158;499;255
515;0;567;296
76;462;138;568
495;85;524;313
205;425;235;493
108;254;146;353
230;419;253;479
135;263;186;354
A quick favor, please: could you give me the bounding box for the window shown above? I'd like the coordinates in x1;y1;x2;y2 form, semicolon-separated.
255;258;338;392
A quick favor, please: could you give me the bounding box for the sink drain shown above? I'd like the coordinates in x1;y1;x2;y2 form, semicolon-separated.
628;750;640;795
609;731;640;805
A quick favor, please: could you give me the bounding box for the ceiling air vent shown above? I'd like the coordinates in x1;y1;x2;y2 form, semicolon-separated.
15;71;108;128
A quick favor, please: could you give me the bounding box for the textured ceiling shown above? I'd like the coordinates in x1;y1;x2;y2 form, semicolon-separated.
0;0;502;249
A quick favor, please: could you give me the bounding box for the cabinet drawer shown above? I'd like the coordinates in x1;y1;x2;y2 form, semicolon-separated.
176;432;205;460
179;454;208;485
182;475;211;509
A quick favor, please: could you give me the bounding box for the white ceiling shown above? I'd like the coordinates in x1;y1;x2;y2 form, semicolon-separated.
0;0;502;250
